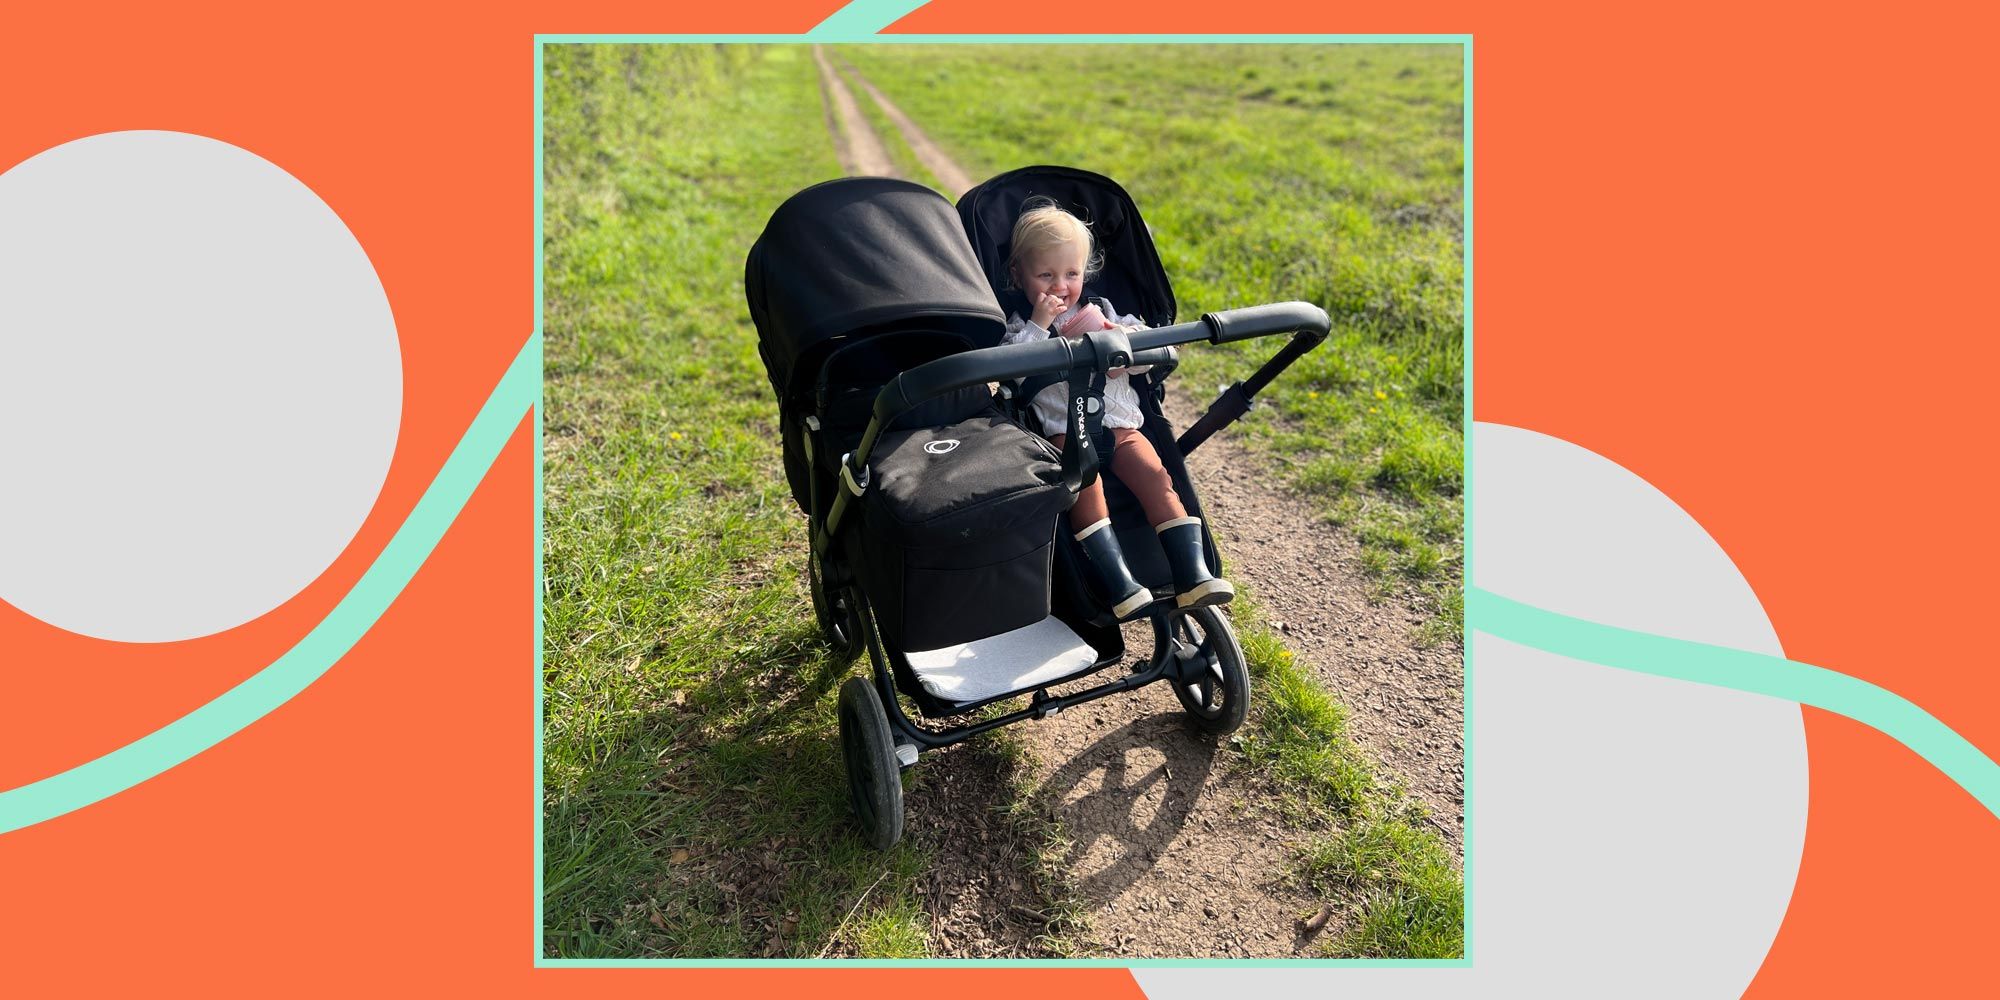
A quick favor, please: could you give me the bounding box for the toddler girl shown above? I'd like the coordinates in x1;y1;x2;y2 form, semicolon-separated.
999;199;1233;617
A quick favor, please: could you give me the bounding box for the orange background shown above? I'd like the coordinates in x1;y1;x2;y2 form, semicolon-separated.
2;0;1993;994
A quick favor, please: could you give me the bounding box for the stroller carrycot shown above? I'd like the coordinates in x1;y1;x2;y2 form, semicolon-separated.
747;177;1005;510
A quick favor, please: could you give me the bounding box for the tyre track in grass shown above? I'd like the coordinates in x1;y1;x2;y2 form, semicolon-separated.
812;45;896;177
826;60;1460;957
832;53;977;198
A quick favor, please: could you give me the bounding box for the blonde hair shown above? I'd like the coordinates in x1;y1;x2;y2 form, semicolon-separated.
1005;197;1102;289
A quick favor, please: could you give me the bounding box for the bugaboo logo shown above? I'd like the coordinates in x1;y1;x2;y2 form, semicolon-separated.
923;439;960;455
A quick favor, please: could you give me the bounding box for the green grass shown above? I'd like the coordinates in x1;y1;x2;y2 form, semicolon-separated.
1234;598;1464;958
838;44;1465;641
543;43;936;959
1301;817;1465;958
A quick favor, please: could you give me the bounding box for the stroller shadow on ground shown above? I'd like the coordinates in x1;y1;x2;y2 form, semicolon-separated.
1033;710;1219;905
898;733;1054;957
684;620;851;743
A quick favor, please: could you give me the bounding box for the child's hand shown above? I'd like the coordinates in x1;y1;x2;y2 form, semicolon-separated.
1030;292;1065;329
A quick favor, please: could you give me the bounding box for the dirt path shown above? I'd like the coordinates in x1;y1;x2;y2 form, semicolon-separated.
1163;394;1465;853
818;62;1463;957
812;46;896;177
832;53;978;198
1005;653;1327;956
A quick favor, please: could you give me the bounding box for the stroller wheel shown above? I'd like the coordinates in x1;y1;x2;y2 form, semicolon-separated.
837;676;905;849
810;550;865;661
1169;606;1250;735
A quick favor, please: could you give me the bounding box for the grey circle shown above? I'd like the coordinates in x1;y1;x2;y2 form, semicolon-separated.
1135;423;1806;994
0;131;401;642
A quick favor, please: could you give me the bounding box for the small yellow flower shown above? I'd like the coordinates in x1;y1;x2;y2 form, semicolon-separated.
1373;389;1388;401
1308;391;1320;399
670;431;684;441
1280;649;1294;661
1368;406;1380;414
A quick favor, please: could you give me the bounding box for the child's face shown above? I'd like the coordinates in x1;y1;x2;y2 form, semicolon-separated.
1015;243;1088;314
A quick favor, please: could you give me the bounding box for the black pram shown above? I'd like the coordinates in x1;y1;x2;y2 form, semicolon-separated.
746;172;1329;848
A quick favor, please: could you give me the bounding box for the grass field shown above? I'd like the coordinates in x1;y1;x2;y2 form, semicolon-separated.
542;42;1463;959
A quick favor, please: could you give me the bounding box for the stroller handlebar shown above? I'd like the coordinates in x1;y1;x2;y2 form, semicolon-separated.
819;301;1331;554
1193;301;1332;346
871;299;1330;432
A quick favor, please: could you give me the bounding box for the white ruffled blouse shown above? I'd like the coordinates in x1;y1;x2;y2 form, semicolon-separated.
1000;298;1152;438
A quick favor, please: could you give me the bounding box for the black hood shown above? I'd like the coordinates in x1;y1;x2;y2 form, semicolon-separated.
747;176;1007;400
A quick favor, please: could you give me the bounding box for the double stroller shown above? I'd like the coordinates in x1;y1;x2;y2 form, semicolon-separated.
745;167;1329;847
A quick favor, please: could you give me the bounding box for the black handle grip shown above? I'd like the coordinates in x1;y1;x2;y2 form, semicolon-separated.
1128;346;1177;368
1201;301;1331;345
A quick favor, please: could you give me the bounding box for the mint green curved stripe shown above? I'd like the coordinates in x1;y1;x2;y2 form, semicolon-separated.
807;0;932;38
1469;586;2000;820
0;333;540;835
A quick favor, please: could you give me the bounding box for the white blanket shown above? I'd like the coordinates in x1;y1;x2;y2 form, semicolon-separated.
904;616;1100;703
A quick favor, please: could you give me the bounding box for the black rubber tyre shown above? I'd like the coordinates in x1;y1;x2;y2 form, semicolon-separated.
1169;606;1250;735
810;550;865;661
837;676;904;849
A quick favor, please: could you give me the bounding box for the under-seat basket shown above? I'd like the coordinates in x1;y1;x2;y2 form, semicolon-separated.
853;414;1074;654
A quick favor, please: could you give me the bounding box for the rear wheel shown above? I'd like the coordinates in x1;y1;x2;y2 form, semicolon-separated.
837;677;904;849
810;550;865;661
1169;606;1250;735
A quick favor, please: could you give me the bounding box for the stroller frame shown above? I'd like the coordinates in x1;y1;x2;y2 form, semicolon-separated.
748;173;1330;848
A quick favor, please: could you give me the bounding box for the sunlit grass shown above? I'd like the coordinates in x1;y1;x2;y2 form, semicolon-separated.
1235;596;1463;958
543;43;931;959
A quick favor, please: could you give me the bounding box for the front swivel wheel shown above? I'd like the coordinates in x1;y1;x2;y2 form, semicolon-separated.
1169;606;1250;735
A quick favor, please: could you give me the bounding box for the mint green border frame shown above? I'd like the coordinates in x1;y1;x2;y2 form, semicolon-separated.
532;25;1475;970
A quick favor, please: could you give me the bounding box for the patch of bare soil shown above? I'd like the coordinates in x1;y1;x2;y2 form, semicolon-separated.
901;739;1069;957
1010;679;1329;956
813;46;896;177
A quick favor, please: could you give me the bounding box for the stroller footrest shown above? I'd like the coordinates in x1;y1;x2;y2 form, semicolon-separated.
904;616;1098;704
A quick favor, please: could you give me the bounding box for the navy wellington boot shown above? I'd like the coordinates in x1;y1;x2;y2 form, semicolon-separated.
1156;516;1233;609
1075;517;1154;620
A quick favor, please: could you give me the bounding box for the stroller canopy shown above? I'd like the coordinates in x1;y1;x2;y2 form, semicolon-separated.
747;177;1007;400
956;165;1177;329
